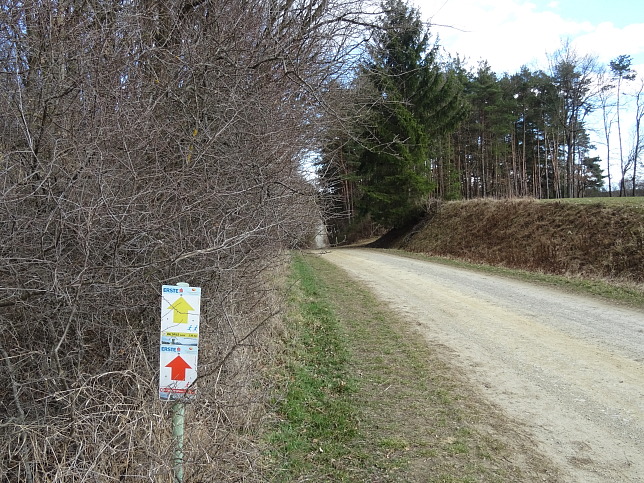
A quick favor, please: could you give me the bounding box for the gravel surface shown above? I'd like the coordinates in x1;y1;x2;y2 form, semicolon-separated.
323;248;644;482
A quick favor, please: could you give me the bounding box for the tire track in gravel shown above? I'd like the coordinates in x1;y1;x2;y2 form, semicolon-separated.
323;249;644;483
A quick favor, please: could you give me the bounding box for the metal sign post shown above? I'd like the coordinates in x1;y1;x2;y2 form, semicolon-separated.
172;402;185;483
160;282;201;483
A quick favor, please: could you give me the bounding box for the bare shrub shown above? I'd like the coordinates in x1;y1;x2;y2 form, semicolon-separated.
0;0;368;480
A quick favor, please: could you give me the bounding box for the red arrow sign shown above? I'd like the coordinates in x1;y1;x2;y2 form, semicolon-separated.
166;355;192;381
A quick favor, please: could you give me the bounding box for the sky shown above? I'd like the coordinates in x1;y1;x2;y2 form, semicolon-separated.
413;0;644;186
413;0;644;76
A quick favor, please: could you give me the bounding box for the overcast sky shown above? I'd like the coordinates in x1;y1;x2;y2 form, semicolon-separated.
413;0;644;76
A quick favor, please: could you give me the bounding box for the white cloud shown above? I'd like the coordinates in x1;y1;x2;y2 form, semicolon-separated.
571;22;644;66
415;0;644;75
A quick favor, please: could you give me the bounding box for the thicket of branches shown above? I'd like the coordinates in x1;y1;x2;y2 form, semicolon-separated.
0;0;368;480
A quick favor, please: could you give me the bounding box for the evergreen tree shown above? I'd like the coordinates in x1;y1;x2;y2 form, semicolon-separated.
610;54;637;195
580;156;605;194
356;0;466;226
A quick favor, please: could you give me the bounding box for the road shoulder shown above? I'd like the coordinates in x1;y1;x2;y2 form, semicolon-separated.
264;252;561;482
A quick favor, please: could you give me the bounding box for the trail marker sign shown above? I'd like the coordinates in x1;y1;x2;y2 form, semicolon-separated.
159;284;201;400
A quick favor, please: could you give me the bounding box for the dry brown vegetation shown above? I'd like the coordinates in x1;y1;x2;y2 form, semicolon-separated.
0;1;369;481
382;198;644;284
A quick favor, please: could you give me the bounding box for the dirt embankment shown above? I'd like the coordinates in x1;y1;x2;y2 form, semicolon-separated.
373;198;644;283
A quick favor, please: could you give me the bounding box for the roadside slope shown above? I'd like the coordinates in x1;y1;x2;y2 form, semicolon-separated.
375;198;644;284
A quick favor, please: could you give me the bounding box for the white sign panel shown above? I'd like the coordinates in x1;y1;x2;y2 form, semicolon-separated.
159;284;201;400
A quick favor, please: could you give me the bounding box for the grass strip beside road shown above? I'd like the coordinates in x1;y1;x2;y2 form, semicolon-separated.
383;249;644;309
263;252;360;480
263;252;559;482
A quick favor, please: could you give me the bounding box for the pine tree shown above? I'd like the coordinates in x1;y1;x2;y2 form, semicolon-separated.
356;0;466;227
610;54;637;196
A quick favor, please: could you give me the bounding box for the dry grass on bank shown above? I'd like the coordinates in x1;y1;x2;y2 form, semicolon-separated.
390;198;644;285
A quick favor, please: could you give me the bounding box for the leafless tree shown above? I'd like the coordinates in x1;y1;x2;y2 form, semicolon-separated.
0;0;370;480
596;68;616;195
548;42;598;198
627;77;644;195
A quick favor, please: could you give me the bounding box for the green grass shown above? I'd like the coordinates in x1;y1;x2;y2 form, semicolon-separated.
261;252;560;482
263;254;359;481
538;195;644;210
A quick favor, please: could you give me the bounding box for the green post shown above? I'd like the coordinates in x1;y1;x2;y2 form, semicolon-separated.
172;401;185;483
172;282;189;483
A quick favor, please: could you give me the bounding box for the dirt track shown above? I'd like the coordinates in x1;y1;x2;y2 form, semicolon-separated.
322;249;644;482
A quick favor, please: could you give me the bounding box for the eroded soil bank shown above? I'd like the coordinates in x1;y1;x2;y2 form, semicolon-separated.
372;198;644;284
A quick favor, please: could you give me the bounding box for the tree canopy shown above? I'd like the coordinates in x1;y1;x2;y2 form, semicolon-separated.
320;0;468;229
319;12;644;241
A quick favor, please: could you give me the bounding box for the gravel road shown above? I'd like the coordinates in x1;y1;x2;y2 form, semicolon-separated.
322;248;644;482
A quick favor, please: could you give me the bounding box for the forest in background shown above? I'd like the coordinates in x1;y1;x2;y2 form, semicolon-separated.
317;0;644;240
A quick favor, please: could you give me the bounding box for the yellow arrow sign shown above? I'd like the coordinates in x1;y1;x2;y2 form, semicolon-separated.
167;297;194;324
